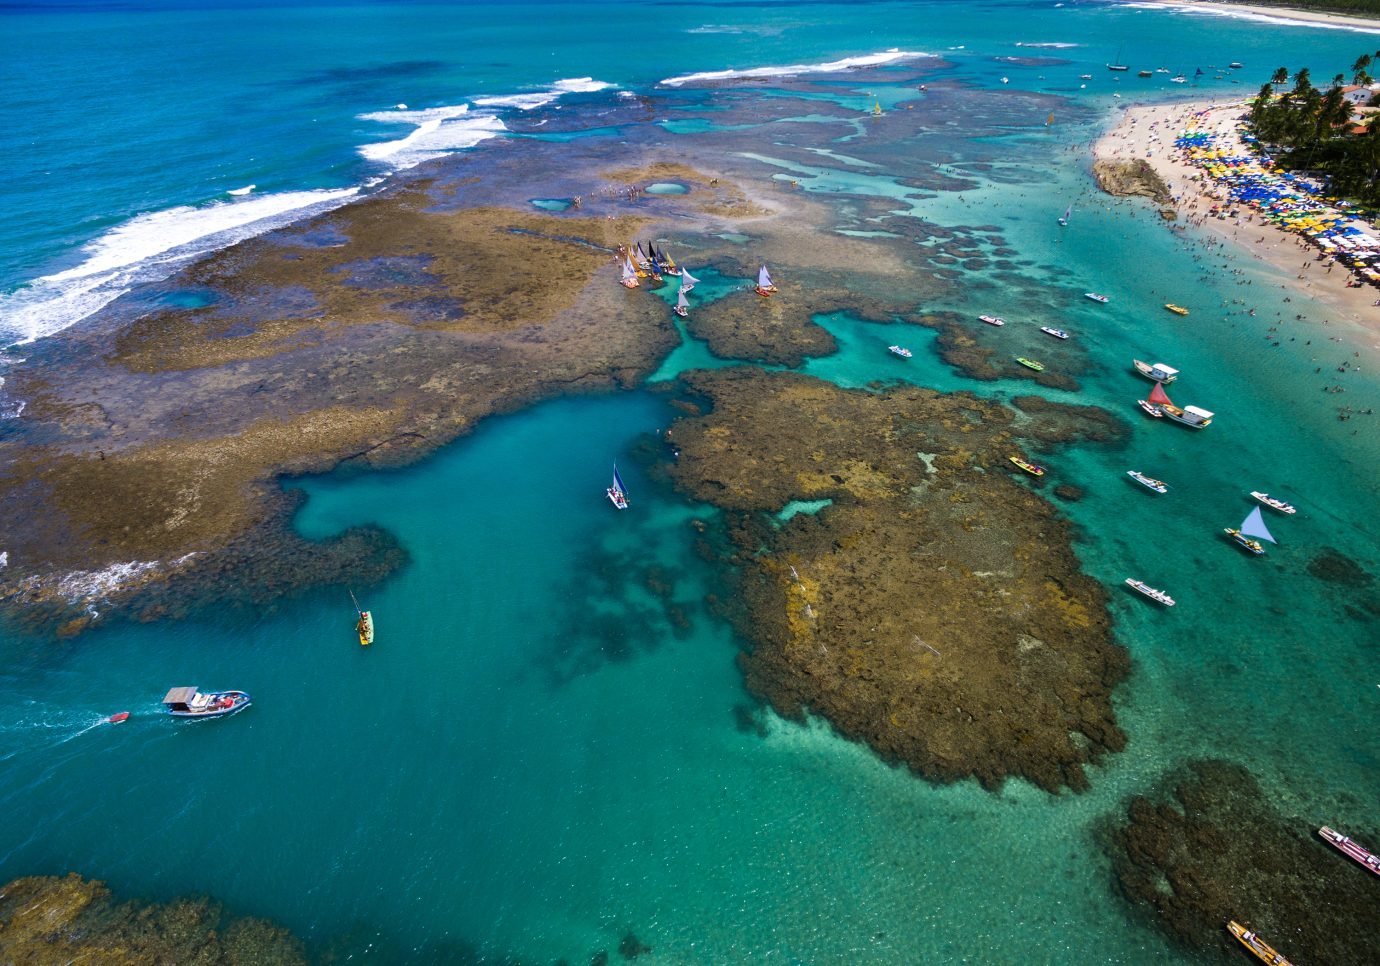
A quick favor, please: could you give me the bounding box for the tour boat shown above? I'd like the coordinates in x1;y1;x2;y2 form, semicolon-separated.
754;265;778;297
350;590;374;647
1227;921;1292;966
1125;578;1175;606
978;314;1006;326
1162;403;1213;429
888;345;912;358
1084;292;1109;304
607;462;629;510
1164;303;1190;316
1009;456;1045;476
1016;357;1044;372
1318;826;1380;876
1250;492;1296;515
674;287;689;318
1040;326;1070;340
1133;359;1179;383
162;688;251;719
1127;471;1168;494
619;257;639;289
1224;506;1275;556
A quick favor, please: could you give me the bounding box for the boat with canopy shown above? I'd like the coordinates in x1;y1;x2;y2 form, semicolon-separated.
162;687;251;719
1133;360;1179;383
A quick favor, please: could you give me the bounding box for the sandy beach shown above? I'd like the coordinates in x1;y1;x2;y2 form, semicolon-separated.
1154;0;1380;33
1095;97;1380;356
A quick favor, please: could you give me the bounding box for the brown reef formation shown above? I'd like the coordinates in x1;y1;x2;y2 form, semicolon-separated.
663;368;1129;792
0;873;305;965
1093;158;1174;206
1110;759;1380;964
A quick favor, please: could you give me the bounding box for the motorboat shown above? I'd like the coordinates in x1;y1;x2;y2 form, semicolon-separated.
978;314;1006;326
1133;359;1179;383
1250;492;1296;514
1084;292;1109;304
1164;303;1189;316
888;345;913;358
1318;826;1380;876
1127;471;1168;494
1016;357;1044;372
1227;921;1292;965
162;688;251;719
1124;579;1174;606
1040;326;1070;340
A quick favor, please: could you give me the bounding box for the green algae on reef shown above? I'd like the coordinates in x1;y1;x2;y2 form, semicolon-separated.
664;368;1130;793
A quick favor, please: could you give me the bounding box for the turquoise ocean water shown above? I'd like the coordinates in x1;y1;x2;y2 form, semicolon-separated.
2;1;1379;961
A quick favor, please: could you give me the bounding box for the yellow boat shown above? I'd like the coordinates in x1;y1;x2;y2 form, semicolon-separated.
357;611;375;647
1164;303;1190;316
1008;456;1046;477
1227;921;1293;965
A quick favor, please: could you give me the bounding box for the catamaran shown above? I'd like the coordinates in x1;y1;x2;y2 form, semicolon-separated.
1250;492;1297;514
1224;506;1275;556
978;314;1006;326
674;287;689;318
888;345;913;358
1133;359;1179;383
1009;456;1045;476
350;589;374;647
1138;381;1173;417
1084;292;1109;304
1125;579;1175;606
679;266;700;292
1040;326;1070;340
1127;471;1168;494
607;462;629;510
162;687;251;719
1227;922;1293;966
755;265;778;297
1318;826;1380;876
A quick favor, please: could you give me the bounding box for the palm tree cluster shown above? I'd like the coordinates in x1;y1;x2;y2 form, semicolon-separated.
1247;53;1380;204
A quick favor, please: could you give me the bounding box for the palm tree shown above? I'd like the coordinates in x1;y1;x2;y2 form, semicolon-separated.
1352;53;1372;86
1271;66;1290;87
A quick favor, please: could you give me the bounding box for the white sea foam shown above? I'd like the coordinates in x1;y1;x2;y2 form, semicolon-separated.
0;187;360;346
52;553;197;612
660;49;932;87
1126;2;1380;34
473;77;614;111
357;103;507;167
1014;42;1081;49
227;184;256;196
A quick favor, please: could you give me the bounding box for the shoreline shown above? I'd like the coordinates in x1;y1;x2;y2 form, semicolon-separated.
1094;96;1380;356
1146;0;1380;32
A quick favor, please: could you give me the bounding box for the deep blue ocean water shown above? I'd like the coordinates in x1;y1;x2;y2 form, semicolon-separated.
2;2;1379;962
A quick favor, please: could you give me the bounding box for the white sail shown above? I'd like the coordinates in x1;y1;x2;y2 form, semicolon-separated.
621;258;636;282
680;267;700;291
1239;506;1276;544
758;265;774;289
676;288;689;310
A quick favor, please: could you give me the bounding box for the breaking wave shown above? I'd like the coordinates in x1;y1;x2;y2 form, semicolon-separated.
659;49;932;87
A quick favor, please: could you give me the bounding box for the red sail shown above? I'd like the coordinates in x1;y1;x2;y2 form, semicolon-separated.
1148;383;1173;405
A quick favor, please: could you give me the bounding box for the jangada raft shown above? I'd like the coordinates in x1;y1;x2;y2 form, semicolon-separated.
1318;826;1380;876
607;461;629;510
1227;921;1293;966
162;687;251;719
754;264;778;297
1224;506;1275;556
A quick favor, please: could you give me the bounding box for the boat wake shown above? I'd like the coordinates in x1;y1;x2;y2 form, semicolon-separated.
0;187;360;347
659;49;933;87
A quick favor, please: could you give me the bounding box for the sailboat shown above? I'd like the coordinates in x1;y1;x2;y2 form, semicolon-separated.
607;462;629;510
1224;506;1275;556
1107;46;1129;72
658;246;680;275
1058;204;1071;227
1139;381;1172;417
350;589;374;647
674;286;689;318
1045;112;1055;127
620;256;640;289
755;264;778;297
873;100;883;116
679;266;700;292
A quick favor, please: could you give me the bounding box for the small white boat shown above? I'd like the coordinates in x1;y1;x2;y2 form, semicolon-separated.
1133;359;1179;383
888;345;913;358
1171;75;1187;84
607;462;629;510
1137;400;1164;418
1251;491;1296;514
1040;326;1070;340
978;314;1006;327
1127;471;1168;494
1125;578;1175;606
1084;292;1109;304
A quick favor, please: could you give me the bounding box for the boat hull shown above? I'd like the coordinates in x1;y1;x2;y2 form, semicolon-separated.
607;488;628;510
1318;826;1380;876
1224;529;1265;555
1227;921;1293;966
1127;471;1167;493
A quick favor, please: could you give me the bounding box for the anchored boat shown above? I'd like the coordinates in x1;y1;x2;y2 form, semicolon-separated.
1164;303;1190;316
607;462;629;510
1318;826;1380;876
1040;326;1070;340
978;314;1006;326
1251;492;1297;514
1009;456;1045;476
1133;360;1179;383
1016;357;1044;372
350;589;374;647
1162;402;1214;429
1084;292;1109;304
1224;506;1275;556
1127;471;1168;494
1125;578;1175;606
162;687;250;719
888;345;912;358
1227;921;1293;966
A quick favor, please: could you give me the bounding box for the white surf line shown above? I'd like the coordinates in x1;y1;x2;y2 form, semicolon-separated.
660;49;934;87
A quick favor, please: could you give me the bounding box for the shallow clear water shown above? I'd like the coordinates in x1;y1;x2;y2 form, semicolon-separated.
3;2;1379;962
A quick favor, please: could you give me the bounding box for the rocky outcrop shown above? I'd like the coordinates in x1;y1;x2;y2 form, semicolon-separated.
1093;158;1173;205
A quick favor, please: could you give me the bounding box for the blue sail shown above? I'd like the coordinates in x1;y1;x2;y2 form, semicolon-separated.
612;463;627;496
1239;506;1276;543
